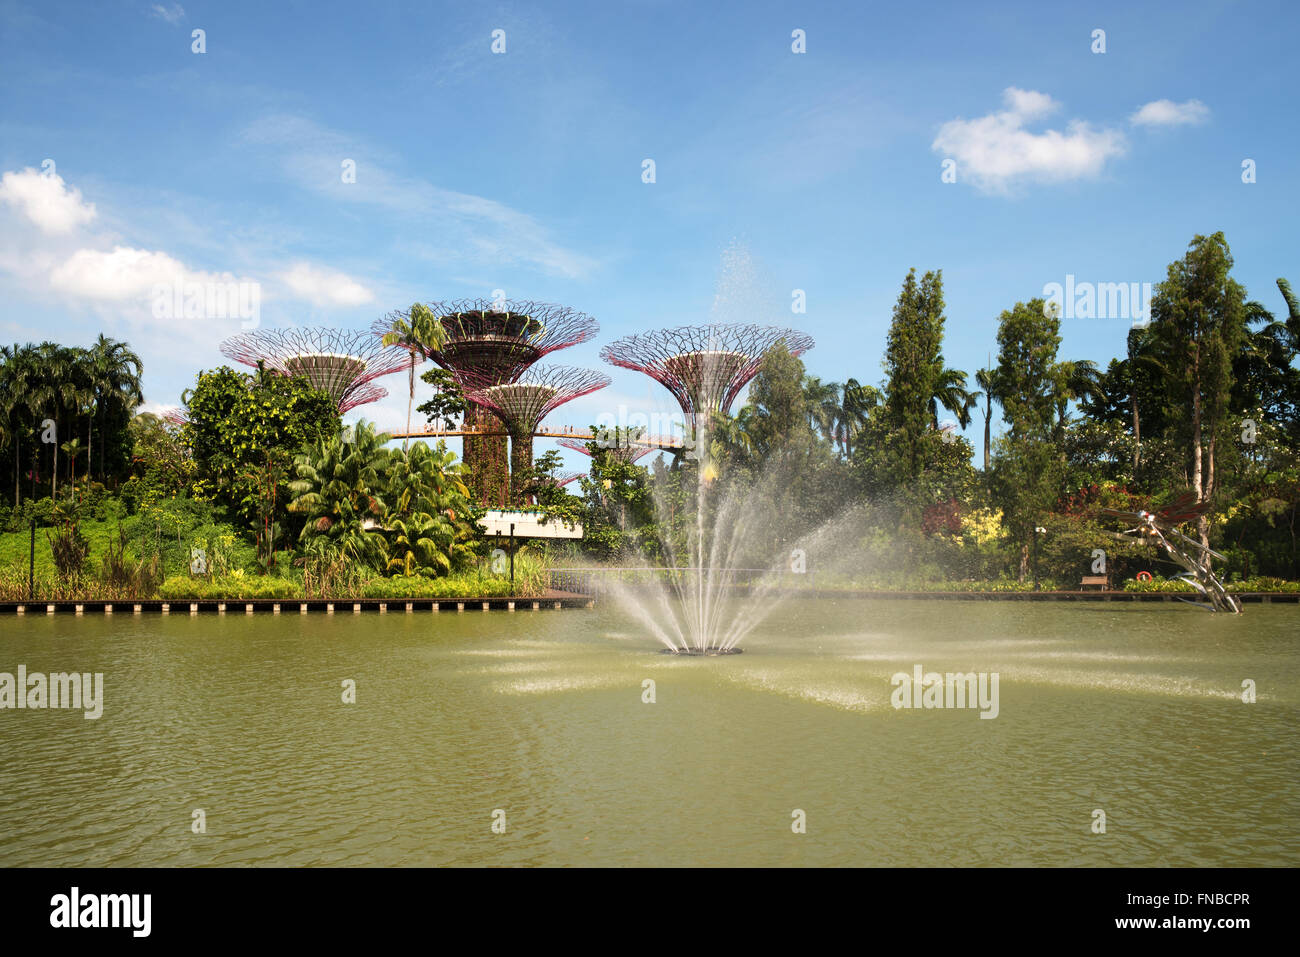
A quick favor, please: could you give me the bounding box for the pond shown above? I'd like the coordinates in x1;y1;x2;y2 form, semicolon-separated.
1;600;1295;866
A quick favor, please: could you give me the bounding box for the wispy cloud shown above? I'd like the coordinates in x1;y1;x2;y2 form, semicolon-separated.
932;87;1126;193
242;114;598;279
0;167;378;321
280;261;374;307
150;3;185;25
1130;98;1210;127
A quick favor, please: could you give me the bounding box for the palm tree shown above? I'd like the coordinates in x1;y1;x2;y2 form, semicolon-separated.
384;442;474;575
28;342;79;500
714;404;760;462
973;364;999;471
88;335;142;481
0;344;36;506
60;437;84;495
929;366;977;430
289;421;392;568
1052;359;1105;430
838;378;880;459
380;304;448;452
802;376;841;446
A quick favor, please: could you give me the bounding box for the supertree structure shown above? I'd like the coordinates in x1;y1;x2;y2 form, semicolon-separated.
557;436;655;465
161;407;189;428
600;323;814;417
220;327;407;415
555;472;584;488
465;364;610;504
375;299;599;506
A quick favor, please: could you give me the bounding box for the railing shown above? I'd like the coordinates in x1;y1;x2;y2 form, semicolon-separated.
548;566;776;596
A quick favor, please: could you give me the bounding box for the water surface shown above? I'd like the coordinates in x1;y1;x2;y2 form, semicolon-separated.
1;600;1295;866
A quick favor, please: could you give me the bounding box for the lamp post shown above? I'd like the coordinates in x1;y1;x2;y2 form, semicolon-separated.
28;516;36;600
1033;525;1046;591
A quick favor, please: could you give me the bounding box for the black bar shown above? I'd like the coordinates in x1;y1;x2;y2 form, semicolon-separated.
0;867;1282;944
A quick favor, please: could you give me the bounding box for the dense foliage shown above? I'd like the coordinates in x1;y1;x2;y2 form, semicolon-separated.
545;232;1300;587
0;336;142;506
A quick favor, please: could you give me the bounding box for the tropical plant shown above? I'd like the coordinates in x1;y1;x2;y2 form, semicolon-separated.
383;440;477;575
288;421;391;569
380;303;448;451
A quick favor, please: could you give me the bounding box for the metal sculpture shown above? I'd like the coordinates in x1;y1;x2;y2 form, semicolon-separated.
465;365;610;504
219;327;405;414
1101;491;1241;613
600;323;814;416
374;299;599;505
557;436;655;464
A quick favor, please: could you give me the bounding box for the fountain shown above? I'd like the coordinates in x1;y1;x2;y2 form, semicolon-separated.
594;245;819;654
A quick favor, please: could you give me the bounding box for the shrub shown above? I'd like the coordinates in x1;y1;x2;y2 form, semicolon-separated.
47;523;89;582
157;574;304;599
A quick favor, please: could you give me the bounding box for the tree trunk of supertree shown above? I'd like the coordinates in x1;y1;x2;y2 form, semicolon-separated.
509;426;533;506
464;403;509;506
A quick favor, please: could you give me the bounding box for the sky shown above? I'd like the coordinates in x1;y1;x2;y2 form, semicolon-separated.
1;0;1296;472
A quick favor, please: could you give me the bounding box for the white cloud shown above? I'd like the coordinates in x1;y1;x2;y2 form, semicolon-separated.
150;4;185;25
280;261;374;307
1130;98;1210;127
0;167;97;234
242;114;597;279
50;246;188;300
47;245;258;314
932;87;1126;193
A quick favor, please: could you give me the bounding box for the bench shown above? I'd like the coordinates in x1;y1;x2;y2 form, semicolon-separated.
1080;575;1109;590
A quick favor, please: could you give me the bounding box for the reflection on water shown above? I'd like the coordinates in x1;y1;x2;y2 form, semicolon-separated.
0;600;1295;866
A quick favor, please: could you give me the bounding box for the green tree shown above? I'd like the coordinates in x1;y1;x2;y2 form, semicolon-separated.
288;421;391;569
383;440;477;575
990;298;1063;578
1051;359;1105;432
1149;232;1248;545
380;303;448;452
87;335;143;482
416;367;469;430
182;364;339;545
838;377;880;460
882;268;948;482
973;363;999;471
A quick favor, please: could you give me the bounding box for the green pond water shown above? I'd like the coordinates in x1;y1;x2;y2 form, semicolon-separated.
0;600;1295;866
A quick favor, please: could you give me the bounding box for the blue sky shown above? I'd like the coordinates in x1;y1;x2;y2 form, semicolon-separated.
1;0;1296;469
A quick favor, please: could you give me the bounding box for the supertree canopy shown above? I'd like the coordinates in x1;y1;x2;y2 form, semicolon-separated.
220;327;407;415
374;298;600;507
375;298;600;381
557;436;655;465
161;407;189;428
600;323;815;416
465;364;610;504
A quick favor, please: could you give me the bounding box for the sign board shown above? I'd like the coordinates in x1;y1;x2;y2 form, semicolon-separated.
478;509;583;539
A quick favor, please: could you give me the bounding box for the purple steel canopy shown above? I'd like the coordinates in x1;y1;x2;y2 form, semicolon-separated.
219;327;405;414
465;364;611;435
556;436;654;464
373;298;599;386
600;323;814;415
